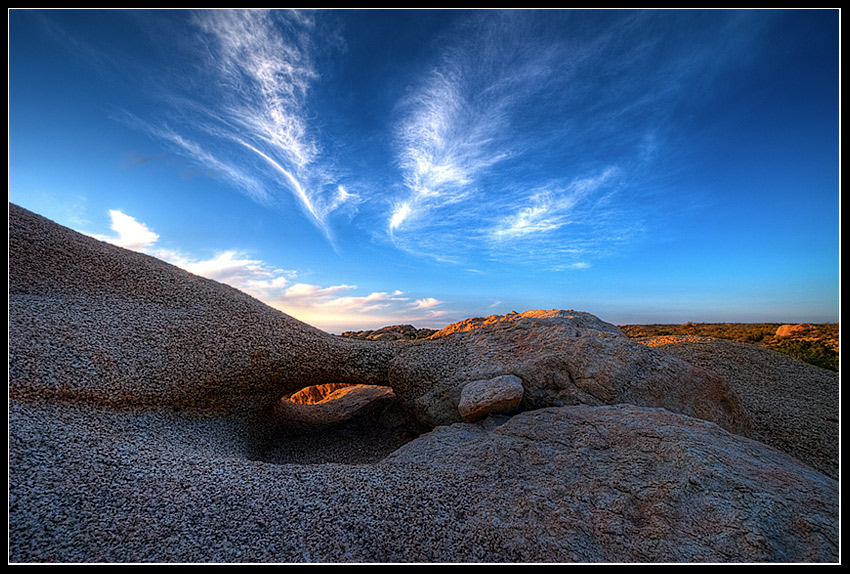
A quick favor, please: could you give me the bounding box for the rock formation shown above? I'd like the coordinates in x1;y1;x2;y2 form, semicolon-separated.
383;405;838;563
458;374;525;422
388;309;753;433
7;203;839;563
9;203;752;434
340;324;437;341
9;203;397;417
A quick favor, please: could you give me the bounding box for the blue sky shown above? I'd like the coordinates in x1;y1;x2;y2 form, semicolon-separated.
9;9;840;333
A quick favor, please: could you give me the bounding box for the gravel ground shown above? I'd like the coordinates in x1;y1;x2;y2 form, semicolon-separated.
10;397;839;563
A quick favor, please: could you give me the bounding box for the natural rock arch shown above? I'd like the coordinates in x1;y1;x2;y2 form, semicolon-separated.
10;202;752;449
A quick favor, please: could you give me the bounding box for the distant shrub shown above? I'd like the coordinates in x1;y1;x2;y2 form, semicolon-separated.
765;339;839;372
743;328;774;343
619;322;839;372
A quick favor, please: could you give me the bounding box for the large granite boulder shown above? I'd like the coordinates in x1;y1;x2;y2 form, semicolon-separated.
387;310;753;434
644;336;840;480
382;404;838;563
457;374;525;422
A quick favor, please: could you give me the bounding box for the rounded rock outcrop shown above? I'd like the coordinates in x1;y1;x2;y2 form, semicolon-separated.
775;323;814;338
387;310;753;434
8;203;397;417
383;404;838;563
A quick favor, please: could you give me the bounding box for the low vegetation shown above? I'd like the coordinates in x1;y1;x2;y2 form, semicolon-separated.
619;322;839;372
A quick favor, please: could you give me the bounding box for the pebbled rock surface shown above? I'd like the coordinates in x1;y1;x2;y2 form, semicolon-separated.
642;336;839;480
387;310;753;434
8;203;397;418
8;203;839;563
383;405;838;563
9;401;838;563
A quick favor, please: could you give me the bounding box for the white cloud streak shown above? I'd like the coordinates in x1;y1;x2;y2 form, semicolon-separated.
491;167;620;241
91;209;160;251
390;51;512;236
119;10;357;239
85;209;448;333
410;297;443;310
192;9;318;168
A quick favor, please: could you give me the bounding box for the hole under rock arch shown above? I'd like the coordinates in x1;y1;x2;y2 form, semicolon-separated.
247;382;429;465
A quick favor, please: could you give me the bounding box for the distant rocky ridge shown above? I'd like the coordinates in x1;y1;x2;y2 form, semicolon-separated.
8;203;839;563
340;324;437;341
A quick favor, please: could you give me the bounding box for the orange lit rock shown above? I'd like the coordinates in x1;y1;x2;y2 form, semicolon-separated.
775;323;814;338
277;384;396;425
289;383;354;405
388;310;753;434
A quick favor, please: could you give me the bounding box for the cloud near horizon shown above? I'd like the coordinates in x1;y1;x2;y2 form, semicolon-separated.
86;209;450;332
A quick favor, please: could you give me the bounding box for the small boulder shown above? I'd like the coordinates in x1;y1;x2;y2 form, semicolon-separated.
458;374;524;422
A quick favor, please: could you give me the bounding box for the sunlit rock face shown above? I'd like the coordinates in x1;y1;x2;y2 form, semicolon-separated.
288;383;365;405
279;383;397;424
775;323;814;338
387;310;754;434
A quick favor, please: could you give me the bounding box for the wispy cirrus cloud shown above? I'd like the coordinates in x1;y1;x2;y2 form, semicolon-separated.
192;9;318;168
119;10;357;239
384;12;636;267
389;64;510;236
490;167;620;240
122;116;271;203
383;10;772;270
